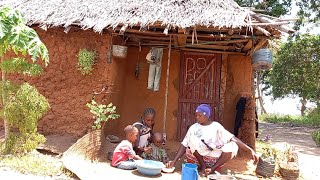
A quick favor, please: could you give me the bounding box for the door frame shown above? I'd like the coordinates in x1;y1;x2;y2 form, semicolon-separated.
177;52;222;141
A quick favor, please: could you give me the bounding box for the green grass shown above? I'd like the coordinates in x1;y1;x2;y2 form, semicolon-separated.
259;113;320;127
0;153;70;177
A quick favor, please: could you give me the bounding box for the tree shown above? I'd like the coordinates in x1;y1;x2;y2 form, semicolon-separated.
269;35;320;116
236;0;319;32
295;0;320;31
235;0;292;17
0;7;49;153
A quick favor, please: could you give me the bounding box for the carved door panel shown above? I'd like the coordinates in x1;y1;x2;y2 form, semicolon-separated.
177;52;221;140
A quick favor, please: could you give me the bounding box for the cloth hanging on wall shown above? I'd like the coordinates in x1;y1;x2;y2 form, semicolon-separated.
147;48;163;91
234;97;247;137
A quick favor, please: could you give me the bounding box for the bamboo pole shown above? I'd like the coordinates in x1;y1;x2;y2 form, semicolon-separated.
256;70;267;114
163;36;172;141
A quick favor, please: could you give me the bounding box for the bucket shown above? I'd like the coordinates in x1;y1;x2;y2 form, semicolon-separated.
252;48;272;70
181;163;198;180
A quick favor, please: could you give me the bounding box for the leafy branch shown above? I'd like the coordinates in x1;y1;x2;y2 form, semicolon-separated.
86;100;120;130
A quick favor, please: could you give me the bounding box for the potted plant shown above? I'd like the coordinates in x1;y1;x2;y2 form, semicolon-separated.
256;146;276;177
278;143;300;180
62;97;119;165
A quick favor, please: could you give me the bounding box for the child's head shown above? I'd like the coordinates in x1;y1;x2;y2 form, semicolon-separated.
142;108;156;128
153;132;163;147
124;125;139;143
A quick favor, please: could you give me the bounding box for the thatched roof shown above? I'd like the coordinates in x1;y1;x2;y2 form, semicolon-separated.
1;0;251;32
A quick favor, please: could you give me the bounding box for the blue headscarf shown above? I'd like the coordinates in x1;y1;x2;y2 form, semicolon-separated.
195;104;212;119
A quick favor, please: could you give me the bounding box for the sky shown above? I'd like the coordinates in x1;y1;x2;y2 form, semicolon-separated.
259;1;319;116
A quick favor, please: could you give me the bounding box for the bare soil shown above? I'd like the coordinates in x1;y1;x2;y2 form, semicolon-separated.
1;122;319;179
259;122;320;180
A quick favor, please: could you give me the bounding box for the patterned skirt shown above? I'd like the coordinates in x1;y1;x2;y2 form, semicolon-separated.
185;148;219;168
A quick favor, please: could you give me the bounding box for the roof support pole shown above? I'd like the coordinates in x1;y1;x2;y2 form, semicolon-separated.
163;36;172;141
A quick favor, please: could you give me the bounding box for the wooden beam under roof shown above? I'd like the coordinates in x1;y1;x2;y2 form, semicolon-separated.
180;48;246;55
113;28;274;39
247;39;268;55
242;40;253;52
186;39;249;44
185;44;235;51
251;14;295;33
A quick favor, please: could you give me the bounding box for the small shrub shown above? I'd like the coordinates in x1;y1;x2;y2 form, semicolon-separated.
311;131;320;147
260;113;320;127
86;100;120;129
77;49;97;75
0;83;49;154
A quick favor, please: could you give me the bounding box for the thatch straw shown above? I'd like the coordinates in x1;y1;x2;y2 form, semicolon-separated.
1;0;250;33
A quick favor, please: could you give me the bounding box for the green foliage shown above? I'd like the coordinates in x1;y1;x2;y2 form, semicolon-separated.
0;57;43;76
0;7;49;64
269;35;320;104
0;153;69;176
86;100;120;130
77;49;97;75
311;130;320;146
0;7;50;154
3;83;50;133
0;133;45;154
0;80;19;101
256;141;296;164
0;83;49;154
295;0;320;31
235;0;292;17
235;0;319;32
260;112;320;127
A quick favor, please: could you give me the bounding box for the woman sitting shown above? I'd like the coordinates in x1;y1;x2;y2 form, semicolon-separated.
167;104;258;175
133;108;156;155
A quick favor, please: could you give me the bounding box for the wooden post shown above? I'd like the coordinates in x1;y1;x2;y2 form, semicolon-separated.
1;55;10;139
163;36;172;140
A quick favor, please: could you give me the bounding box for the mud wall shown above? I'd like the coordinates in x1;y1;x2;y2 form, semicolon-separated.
112;47;180;140
222;54;253;133
1;26;253;140
5;27;125;137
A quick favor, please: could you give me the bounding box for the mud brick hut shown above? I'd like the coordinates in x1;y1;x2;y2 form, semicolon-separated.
1;0;293;148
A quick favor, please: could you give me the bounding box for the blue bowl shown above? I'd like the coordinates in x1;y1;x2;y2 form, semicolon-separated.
135;160;165;176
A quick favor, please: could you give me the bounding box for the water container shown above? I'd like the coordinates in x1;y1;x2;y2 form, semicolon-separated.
181;163;198;180
252;48;273;70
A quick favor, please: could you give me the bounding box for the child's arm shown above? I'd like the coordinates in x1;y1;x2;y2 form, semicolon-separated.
133;154;143;160
161;149;169;163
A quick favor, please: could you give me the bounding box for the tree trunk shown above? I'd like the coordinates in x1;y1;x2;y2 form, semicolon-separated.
1;56;9;139
300;97;307;116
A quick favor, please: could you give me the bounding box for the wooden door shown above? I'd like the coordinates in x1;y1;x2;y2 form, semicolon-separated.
177;52;221;140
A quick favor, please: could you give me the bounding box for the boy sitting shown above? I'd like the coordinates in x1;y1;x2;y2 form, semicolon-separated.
112;125;143;170
141;132;168;163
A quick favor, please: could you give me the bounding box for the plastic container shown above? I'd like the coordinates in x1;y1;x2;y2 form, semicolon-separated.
252;48;273;70
181;163;198;180
135;160;165;176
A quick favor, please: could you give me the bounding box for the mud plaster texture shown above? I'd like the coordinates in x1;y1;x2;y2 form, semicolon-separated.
1;27;254;142
4;27;125;137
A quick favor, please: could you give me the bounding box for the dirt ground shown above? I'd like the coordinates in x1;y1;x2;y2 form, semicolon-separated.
259;122;320;180
1;122;320;179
